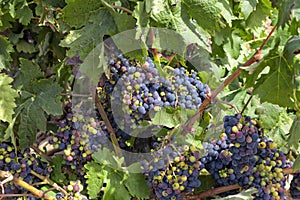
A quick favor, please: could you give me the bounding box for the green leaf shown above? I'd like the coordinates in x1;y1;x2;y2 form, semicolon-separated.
240;0;258;20
111;12;136;32
133;2;150;28
103;170;131;200
151;107;179;128
277;0;296;28
50;155;67;184
18;102;47;149
288;116;300;149
85;162;106;199
0;74;18;123
31;79;63;115
124;173;149;198
79;43;105;87
92;148;124;169
252;39;295;108
63;0;103;28
14;59;44;89
283;36;300;64
215;1;237;27
16;40;37;53
183;0;225;32
9;0;33;25
246;0;272;28
60;8;117;59
293;154;300;171
0;36;14;69
257;102;283;129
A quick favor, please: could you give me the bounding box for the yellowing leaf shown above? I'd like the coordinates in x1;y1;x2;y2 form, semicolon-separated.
0;73;18;123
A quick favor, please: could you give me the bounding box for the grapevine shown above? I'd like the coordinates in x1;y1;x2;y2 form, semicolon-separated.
0;0;299;200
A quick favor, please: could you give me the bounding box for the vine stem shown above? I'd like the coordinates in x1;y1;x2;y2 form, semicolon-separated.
187;167;299;199
0;170;55;200
30;170;68;196
94;91;125;164
112;5;133;14
186;184;241;200
182;25;277;135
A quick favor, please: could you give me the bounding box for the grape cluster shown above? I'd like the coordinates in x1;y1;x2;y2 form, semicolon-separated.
290;173;300;198
141;141;203;200
0;142;52;194
201;115;287;200
49;105;111;180
56;180;88;200
100;55;209;129
96;55;209;149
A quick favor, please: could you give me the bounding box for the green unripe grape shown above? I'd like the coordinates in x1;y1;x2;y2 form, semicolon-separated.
231;126;238;133
270;160;276;167
172;183;180;190
134;72;140;78
189;156;196;163
179;186;185;191
181;175;187;182
67;185;73;191
4;157;11;163
162;191;168;197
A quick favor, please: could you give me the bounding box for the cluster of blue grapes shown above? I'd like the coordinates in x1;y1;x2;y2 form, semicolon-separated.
100;55;209;129
201;115;287;200
49;104;111;181
96;55;209;149
141;142;203;200
56;180;88;200
0;142;52;194
290;173;300;198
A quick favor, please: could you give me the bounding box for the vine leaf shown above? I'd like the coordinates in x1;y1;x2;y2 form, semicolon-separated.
151;107;180;128
63;0;103;28
239;0;257;20
18;102;47;149
0;36;14;69
258;102;283;129
0;74;18;124
60;8;116;59
92;148;124;168
102;170;131;200
277;0;296;28
287;116;300;150
293;155;300;171
50;155;67;184
249;37;298;108
9;0;33;25
183;0;225;32
246;0;272;28
124;173;149;198
85;162;106;199
14;59;63;149
133;2;150;28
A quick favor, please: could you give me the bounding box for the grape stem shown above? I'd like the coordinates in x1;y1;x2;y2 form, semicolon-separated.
241;95;253;115
186;184;241;199
112;5;133;14
30;170;68;196
216;98;240;114
182;25;277;135
0;170;55;200
94;91;125;165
